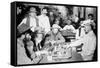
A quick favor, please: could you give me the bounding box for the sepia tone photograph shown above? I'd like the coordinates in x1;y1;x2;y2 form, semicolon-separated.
11;1;97;66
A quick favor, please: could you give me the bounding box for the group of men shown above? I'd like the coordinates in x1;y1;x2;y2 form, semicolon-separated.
17;7;97;64
17;7;65;63
18;7;50;34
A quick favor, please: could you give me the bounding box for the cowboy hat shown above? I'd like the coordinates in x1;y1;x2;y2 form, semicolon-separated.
28;7;37;13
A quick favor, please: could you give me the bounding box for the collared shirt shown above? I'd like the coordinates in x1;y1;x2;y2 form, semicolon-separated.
38;15;50;34
18;16;37;32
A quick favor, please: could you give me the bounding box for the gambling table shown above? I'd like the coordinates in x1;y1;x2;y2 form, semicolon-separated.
39;51;83;63
35;42;83;63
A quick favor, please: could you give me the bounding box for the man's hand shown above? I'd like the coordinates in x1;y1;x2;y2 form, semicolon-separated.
67;44;72;48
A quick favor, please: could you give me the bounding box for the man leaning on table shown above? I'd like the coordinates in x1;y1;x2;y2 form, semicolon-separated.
45;24;65;45
69;23;96;61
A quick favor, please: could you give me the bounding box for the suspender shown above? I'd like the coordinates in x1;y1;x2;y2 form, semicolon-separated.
26;16;30;27
26;16;39;28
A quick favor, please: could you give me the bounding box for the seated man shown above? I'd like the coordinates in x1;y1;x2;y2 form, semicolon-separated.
17;34;34;64
24;32;43;63
44;24;65;48
23;33;35;60
52;17;63;31
69;23;96;61
63;20;76;33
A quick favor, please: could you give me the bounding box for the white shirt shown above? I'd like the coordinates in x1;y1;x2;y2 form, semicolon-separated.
70;30;96;60
18;16;37;32
63;25;76;32
38;14;50;34
81;19;95;26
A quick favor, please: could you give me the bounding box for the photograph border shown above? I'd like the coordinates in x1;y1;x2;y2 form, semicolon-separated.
11;1;98;66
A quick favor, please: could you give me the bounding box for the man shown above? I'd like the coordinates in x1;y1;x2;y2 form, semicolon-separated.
45;24;65;45
17;34;34;64
24;33;34;58
38;8;51;34
77;14;96;39
24;33;43;63
72;14;80;29
69;23;96;61
74;14;79;23
63;20;76;33
17;7;38;33
48;11;55;27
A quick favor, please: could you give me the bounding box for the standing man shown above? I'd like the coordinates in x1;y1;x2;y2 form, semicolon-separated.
69;23;96;61
17;7;38;33
38;8;51;34
48;11;55;27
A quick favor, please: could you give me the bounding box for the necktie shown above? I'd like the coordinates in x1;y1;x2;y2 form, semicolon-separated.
79;27;81;36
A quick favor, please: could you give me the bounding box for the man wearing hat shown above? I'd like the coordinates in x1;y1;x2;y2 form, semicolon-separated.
45;24;65;45
17;7;38;33
38;8;51;34
69;23;96;61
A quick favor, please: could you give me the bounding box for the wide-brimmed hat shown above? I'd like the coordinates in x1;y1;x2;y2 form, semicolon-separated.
81;20;92;26
28;7;37;13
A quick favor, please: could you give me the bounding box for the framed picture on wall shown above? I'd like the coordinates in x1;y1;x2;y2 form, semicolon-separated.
11;1;98;66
